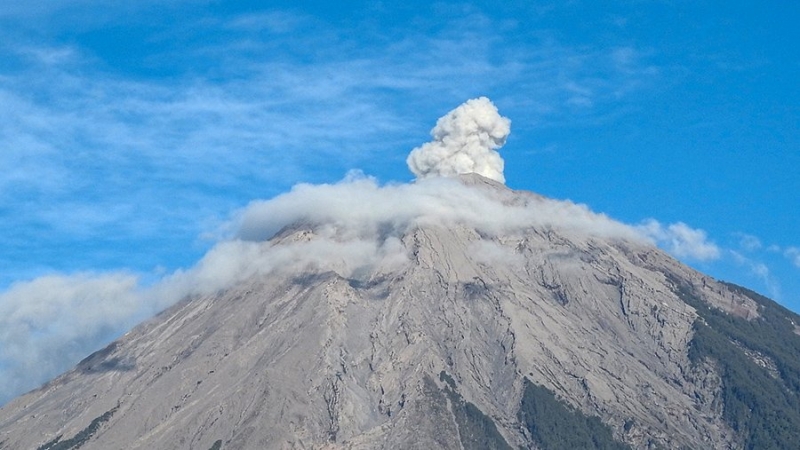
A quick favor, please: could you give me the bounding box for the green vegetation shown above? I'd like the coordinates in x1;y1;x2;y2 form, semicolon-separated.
670;278;800;450
438;371;512;450
209;439;223;450
518;379;631;450
37;406;118;450
439;370;456;389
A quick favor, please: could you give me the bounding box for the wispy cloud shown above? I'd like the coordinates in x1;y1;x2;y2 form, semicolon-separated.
637;219;721;261
732;233;800;272
729;250;782;299
734;232;764;252
785;247;800;268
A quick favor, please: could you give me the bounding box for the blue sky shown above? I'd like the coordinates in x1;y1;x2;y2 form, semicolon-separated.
0;1;798;402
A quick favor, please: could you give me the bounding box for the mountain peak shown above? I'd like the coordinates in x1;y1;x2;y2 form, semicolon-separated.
3;99;800;449
1;179;781;448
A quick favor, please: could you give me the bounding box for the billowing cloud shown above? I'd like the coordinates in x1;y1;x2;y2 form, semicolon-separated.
637;220;721;261
0;273;151;403
236;173;640;244
406;97;510;183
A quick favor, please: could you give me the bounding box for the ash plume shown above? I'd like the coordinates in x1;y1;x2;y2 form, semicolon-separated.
407;97;510;183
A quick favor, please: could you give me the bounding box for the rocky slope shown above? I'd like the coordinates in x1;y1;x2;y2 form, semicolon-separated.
1;175;798;449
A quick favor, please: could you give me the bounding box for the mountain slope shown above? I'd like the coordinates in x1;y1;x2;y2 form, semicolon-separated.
1;176;797;449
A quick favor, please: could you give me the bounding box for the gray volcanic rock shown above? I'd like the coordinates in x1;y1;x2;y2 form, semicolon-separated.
0;176;788;449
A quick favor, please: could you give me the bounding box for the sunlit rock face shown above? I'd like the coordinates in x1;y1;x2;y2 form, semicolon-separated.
1;175;792;450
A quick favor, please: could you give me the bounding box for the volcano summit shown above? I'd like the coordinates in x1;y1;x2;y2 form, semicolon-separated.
2;99;800;450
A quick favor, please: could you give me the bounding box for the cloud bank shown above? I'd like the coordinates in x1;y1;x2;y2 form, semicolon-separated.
407;97;510;183
236;173;640;244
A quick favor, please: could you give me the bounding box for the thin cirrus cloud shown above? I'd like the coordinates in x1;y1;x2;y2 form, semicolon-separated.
734;232;764;252
784;247;800;268
729;250;781;300
731;233;800;277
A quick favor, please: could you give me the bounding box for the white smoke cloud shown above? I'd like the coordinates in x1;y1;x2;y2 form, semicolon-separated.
406;97;510;183
236;173;641;244
469;240;525;267
162;235;409;297
0;273;153;402
637;219;721;261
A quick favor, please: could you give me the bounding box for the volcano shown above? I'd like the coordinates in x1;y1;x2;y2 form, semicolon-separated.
2;174;800;449
3;99;800;449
